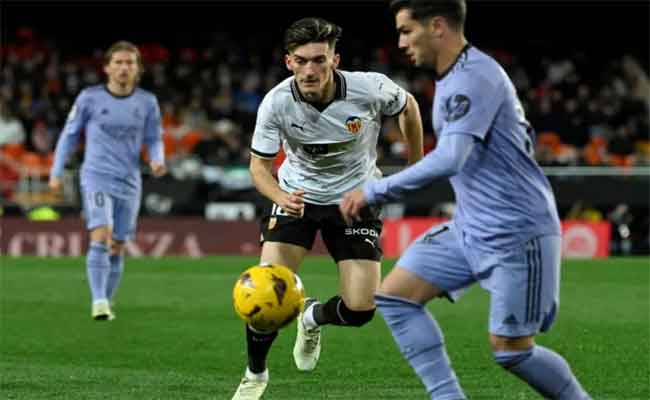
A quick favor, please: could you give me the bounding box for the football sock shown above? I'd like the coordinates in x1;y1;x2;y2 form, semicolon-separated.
246;324;278;374
312;295;375;327
86;242;110;302
495;346;591;399
106;254;124;300
376;294;466;400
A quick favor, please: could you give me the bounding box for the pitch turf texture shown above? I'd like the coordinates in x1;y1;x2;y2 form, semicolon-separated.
1;256;648;400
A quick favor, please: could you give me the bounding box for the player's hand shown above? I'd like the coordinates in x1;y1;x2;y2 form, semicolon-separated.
48;176;63;192
340;189;366;226
279;189;305;218
149;161;167;177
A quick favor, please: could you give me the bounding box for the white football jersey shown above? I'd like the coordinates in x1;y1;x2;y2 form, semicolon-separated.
251;70;407;205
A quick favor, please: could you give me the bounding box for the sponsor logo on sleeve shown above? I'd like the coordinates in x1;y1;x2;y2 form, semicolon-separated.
444;94;471;122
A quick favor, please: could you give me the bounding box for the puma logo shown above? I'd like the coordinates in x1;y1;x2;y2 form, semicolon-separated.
291;122;305;131
364;238;376;248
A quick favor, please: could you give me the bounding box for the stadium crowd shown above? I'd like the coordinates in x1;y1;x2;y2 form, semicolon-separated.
1;27;649;179
1;27;648;255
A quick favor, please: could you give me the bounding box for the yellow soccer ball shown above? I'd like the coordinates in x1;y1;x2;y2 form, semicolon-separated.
233;264;305;332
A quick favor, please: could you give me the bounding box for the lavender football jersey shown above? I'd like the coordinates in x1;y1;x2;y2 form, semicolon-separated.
51;85;164;199
433;46;560;249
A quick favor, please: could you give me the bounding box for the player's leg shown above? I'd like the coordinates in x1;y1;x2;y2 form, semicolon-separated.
482;235;591;399
232;202;316;400
306;205;383;327
83;190;114;320
375;223;471;400
107;239;125;304
106;195;138;305
292;206;382;370
244;241;309;374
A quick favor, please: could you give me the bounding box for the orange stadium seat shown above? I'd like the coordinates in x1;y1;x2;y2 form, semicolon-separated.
583;136;607;166
42;153;55;170
163;132;178;157
608;154;635;167
20;152;46;176
1;143;27;161
179;131;203;154
537;132;562;154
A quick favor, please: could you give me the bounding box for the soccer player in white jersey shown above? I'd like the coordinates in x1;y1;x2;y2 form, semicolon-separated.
340;1;591;399
49;41;166;321
232;17;424;400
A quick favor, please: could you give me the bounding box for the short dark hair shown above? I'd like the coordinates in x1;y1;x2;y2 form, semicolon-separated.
284;17;343;53
389;0;466;30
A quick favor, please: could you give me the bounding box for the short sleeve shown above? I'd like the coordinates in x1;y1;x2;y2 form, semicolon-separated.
368;72;408;118
251;92;281;159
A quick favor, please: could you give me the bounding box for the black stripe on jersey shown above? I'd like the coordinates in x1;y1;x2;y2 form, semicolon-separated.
534;238;543;323
526;244;532;323
103;84;136;98
436;43;472;82
336;70;347;99
250;148;278;159
290;79;300;102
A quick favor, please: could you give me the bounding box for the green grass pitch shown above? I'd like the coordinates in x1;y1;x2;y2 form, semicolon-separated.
1;256;648;399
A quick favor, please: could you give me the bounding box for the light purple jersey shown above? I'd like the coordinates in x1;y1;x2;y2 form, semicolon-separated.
51;85;164;199
367;46;560;250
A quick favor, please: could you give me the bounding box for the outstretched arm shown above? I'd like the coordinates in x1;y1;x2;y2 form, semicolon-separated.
340;133;475;224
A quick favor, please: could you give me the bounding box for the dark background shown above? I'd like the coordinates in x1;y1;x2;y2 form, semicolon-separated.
2;0;649;67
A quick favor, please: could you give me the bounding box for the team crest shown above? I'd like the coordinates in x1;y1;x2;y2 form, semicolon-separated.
345;116;363;134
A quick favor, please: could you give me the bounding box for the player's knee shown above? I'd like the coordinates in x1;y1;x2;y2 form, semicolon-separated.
340;300;376;327
89;226;111;244
489;334;535;352
374;294;425;323
493;348;533;370
110;240;125;255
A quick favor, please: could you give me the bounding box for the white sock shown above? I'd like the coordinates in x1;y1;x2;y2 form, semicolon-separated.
302;303;319;329
245;367;268;381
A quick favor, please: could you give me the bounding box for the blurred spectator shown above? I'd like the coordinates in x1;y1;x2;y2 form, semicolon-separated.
194;119;243;166
29;120;55;155
607;203;634;255
622;55;650;106
2;27;648;171
0;100;26;145
566;201;603;222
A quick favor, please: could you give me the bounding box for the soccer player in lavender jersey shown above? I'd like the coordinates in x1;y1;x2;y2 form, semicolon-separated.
232;17;424;400
341;1;591;399
49;41;166;321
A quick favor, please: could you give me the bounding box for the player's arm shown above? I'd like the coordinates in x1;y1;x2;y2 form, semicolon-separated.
340;134;475;224
144;98;166;177
365;133;475;203
372;72;423;164
341;73;504;222
250;92;304;217
249;155;304;217
395;93;423;164
49;92;88;191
